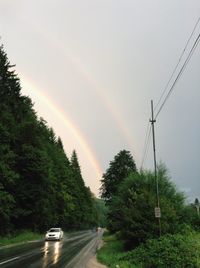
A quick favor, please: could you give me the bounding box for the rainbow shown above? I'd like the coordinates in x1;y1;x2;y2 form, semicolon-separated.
25;19;135;152
19;75;103;181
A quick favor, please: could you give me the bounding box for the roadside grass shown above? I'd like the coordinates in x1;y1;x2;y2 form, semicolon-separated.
97;232;200;268
196;233;200;264
97;233;139;268
0;231;43;247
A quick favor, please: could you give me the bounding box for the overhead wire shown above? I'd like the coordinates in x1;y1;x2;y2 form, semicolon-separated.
140;17;200;170
155;32;200;119
154;17;200;113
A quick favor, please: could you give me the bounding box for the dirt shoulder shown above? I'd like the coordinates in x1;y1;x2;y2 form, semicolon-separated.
86;255;107;268
86;232;107;268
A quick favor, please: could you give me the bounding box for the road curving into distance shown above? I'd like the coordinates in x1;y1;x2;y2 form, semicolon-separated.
0;230;103;268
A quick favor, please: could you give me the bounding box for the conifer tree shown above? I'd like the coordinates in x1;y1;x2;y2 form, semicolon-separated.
0;45;99;234
100;150;137;202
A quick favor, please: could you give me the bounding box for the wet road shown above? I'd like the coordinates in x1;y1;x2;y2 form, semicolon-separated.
0;230;101;268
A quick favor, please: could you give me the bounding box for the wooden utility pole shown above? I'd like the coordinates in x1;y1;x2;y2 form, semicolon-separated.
150;100;161;237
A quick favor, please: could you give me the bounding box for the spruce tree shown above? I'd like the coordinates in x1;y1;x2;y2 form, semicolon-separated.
0;45;99;234
100;150;137;202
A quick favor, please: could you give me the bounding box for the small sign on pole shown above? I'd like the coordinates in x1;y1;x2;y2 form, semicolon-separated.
154;207;161;218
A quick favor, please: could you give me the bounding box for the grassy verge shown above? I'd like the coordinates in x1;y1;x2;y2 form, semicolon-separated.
0;231;43;247
97;233;139;268
97;232;200;268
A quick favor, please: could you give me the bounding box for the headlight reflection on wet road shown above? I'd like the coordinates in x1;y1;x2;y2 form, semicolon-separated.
44;241;49;255
43;241;62;267
43;241;49;268
53;242;60;264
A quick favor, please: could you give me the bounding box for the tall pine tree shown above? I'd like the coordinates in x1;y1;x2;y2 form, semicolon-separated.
100;150;137;203
0;45;99;235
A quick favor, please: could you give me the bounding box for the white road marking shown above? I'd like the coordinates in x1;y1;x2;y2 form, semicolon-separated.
0;256;20;265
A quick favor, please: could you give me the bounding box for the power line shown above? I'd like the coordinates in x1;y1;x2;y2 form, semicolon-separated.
154;17;200;113
140;18;200;170
155;33;200;119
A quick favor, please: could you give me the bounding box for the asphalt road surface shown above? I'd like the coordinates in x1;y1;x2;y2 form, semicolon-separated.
0;230;102;268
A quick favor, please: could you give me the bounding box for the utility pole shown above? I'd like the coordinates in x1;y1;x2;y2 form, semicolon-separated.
150;100;161;237
195;198;200;216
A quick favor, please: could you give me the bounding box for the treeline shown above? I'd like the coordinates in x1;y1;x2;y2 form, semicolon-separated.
0;45;105;235
101;150;200;248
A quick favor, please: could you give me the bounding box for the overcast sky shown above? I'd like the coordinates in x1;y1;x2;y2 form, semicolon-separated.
0;0;200;200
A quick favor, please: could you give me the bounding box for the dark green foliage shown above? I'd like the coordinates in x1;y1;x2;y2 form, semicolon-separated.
120;233;200;268
97;234;138;268
98;232;200;268
99;148;200;266
66;150;97;229
100;150;137;203
94;198;108;227
100;150;137;234
182;203;200;231
0;45;98;235
0;184;15;234
108;164;186;247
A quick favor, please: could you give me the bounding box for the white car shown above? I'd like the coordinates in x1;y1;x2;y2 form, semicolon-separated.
45;228;64;241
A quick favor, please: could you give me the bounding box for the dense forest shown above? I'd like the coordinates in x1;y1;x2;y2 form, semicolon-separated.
0;45;105;236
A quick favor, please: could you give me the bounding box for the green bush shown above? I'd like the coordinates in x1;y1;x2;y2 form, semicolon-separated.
97;234;139;268
120;233;200;267
108;164;187;247
182;205;200;231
